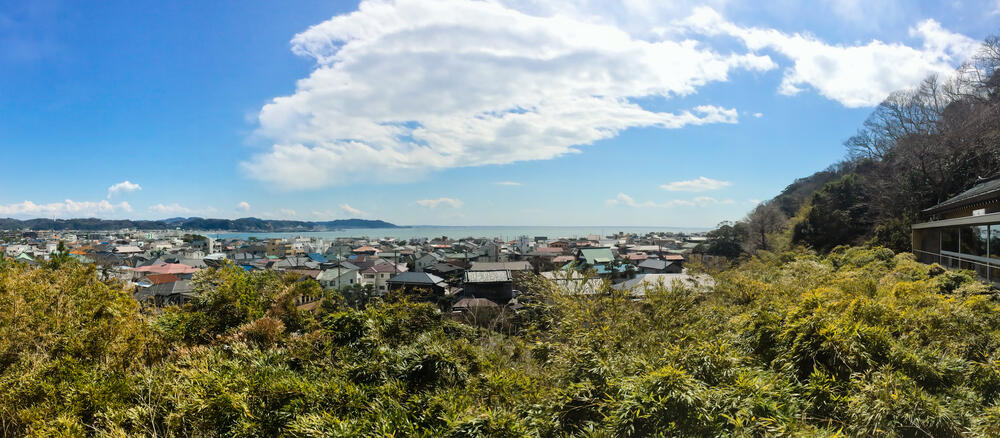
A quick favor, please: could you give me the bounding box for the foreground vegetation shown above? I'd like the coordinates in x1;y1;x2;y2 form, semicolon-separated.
4;247;1000;436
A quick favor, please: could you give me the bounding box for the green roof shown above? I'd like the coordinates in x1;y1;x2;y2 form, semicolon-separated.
579;248;614;265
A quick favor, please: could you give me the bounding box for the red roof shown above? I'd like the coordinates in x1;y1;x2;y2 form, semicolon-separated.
537;247;563;254
352;246;378;253
145;273;179;285
133;263;199;275
362;263;404;274
663;254;685;261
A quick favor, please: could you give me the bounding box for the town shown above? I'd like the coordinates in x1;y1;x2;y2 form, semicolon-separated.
0;228;714;318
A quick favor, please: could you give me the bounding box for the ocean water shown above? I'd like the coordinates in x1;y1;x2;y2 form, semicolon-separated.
206;225;710;241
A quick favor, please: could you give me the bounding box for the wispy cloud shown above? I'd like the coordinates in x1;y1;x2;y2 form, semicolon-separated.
606;192;734;208
416;198;463;208
680;7;979;107
340;203;366;216
660;176;731;192
148;203;192;215
0;199;131;218
605;193;657;208
494;181;522;186
106;180;141;198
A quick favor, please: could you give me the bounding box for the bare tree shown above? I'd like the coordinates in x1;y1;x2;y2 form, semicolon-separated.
745;201;787;253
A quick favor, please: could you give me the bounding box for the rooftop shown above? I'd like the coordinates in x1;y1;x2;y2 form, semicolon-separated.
388;271;446;285
923;178;1000;215
464;270;513;283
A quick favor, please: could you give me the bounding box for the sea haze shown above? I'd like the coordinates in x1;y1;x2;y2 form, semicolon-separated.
206;226;710;241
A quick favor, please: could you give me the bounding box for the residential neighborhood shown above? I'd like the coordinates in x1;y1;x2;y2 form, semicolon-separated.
0;228;713;315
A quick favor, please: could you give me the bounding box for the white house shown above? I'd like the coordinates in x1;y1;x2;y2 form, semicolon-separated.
360;262;408;294
317;265;361;290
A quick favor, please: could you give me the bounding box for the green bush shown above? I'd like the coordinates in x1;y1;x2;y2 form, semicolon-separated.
4;248;1000;435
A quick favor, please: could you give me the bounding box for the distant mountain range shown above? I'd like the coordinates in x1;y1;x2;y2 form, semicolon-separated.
0;217;400;232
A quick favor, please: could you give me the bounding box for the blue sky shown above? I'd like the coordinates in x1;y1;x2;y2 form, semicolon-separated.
1;0;997;227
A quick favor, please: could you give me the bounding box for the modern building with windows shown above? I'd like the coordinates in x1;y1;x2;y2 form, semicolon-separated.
911;179;1000;284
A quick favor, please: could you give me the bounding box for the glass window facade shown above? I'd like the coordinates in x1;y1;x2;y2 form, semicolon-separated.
960;226;988;257
942;227;959;253
916;223;1000;284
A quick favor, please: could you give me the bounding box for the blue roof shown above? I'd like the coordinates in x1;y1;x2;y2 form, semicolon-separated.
594;264;629;275
307;253;328;263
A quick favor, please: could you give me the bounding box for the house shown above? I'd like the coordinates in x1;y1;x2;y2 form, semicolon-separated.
387;271;448;296
637;258;682;274
551;255;575;265
285;269;321;280
132;263;199;279
469;261;532;272
266;239;301;257
911;178;1000;283
414;252;444;272
577;247;615;266
321;243;348;257
317;265;361;290
133;277;195;307
461;270;515;304
352;245;378;255
425;262;465;281
663;254;686;266
113;245;143;254
306;253;328;264
360;262;408;295
272;256;320;270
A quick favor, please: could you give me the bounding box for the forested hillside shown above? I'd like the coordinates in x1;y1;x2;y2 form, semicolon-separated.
5;248;1000;436
705;36;1000;256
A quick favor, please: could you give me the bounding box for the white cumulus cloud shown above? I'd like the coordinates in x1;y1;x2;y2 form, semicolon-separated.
0;199;132;218
416;198;463;208
106;180;141;198
660;176;731;192
340;203;366;216
680;7;979;107
236;201;251;212
242;0;772;189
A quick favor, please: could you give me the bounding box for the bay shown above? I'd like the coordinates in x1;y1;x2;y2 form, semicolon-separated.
206;225;710;241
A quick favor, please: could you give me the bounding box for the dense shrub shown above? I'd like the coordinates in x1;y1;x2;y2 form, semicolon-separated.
3;248;1000;435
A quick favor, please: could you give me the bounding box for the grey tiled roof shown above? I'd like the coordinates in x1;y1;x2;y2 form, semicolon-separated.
388;272;445;285
924;178;1000;214
463;270;512;283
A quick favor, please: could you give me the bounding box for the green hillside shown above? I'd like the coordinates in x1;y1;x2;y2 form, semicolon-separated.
706;36;1000;257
